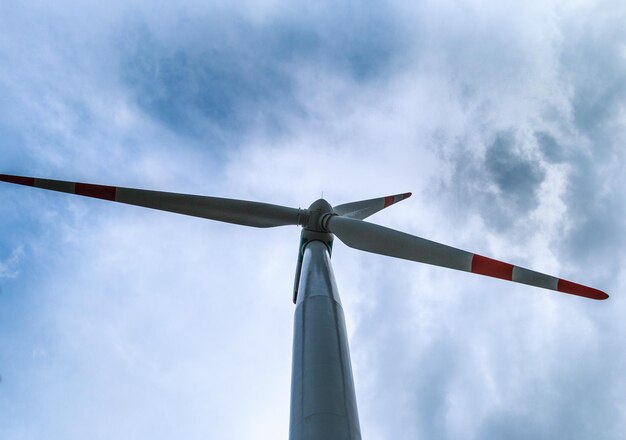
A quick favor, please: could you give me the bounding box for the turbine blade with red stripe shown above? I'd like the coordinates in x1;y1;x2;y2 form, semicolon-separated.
0;174;303;228
333;192;412;220
325;215;608;300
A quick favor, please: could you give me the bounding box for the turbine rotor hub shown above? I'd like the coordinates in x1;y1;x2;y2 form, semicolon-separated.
304;198;334;232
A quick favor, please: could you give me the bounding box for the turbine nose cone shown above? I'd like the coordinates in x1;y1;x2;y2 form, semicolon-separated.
304;199;334;232
308;198;333;214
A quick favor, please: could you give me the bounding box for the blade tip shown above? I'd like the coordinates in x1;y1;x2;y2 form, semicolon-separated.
383;192;412;208
584;289;609;301
557;279;609;301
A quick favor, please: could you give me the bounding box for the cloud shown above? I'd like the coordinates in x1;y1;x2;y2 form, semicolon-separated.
1;1;626;439
117;5;408;141
450;130;547;233
0;246;24;279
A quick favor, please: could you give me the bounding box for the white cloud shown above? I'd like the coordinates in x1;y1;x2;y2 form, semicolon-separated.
0;246;24;279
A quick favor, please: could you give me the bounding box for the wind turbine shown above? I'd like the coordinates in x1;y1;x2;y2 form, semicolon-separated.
0;173;608;440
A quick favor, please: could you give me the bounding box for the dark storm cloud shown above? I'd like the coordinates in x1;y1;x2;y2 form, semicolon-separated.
535;132;565;163
119;9;406;139
450;131;546;232
485;133;546;211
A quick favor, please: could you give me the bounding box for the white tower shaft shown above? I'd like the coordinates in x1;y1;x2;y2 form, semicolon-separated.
289;240;361;440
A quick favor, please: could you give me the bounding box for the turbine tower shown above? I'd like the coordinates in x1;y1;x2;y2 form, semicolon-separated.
0;174;608;440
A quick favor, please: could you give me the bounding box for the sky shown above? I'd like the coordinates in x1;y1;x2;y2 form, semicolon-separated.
0;0;625;438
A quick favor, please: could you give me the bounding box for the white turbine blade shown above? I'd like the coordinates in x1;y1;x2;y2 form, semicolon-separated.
333;192;411;220
326;215;608;300
0;174;303;228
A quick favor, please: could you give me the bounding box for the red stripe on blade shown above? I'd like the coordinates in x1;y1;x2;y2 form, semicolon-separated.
383;196;395;207
0;174;35;186
75;183;117;201
402;192;412;200
471;254;514;280
557;279;608;300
